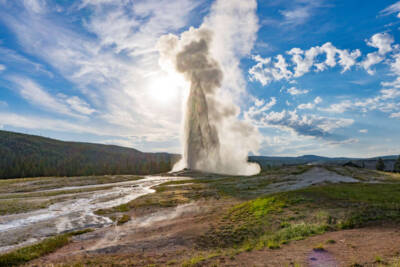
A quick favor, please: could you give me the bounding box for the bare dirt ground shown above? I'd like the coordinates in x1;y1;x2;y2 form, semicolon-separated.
28;207;400;267
29;199;229;266
230;225;400;267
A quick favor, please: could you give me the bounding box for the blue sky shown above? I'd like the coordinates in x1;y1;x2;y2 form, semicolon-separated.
0;0;400;158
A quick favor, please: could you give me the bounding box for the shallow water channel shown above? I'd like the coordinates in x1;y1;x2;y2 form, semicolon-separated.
0;176;187;253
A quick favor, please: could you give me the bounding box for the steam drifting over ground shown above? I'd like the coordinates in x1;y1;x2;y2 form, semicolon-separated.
157;0;261;176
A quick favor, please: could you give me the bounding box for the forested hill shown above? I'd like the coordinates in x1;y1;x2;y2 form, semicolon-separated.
0;130;179;179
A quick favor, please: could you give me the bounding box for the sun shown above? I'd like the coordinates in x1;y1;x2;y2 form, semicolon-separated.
147;72;187;104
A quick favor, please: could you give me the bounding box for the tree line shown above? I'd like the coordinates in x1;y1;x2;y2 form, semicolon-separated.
376;156;400;172
0;130;179;179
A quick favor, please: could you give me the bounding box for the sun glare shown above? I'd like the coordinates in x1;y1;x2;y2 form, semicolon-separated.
147;72;186;104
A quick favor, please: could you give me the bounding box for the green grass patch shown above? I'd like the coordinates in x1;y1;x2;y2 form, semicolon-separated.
117;214;131;225
0;229;93;267
182;252;221;267
0;199;52;216
197;183;400;252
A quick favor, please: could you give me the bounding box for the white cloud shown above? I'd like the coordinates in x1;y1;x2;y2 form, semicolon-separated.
249;42;360;85
359;129;368;133
12;77;74;116
287;86;309;95
280;7;310;25
0;46;51;76
249;54;292;85
360;52;384;75
246;99;353;140
249;32;398;86
380;88;400;99
320;100;353;113
367;33;394;55
391;112;400;118
361;33;394;75
64;96;96;115
0;64;5;72
298;96;322;110
278;0;325;26
381;1;400;18
23;0;47;14
319;85;400;117
0;112;99;134
11;76;95;118
389;54;400;75
287;47;318;77
245;97;276;120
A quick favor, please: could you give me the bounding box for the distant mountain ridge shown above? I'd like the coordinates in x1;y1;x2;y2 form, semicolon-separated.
249;154;399;171
0;130;179;179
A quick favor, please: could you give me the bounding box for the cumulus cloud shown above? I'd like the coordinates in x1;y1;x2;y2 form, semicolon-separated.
367;33;394;55
359;129;368;133
249;54;292;85
249;32;399;86
261;109;353;139
360;33;394;74
249;42;360;85
389;54;400;75
0;64;5;72
287;86;309;95
298;96;322;110
245;101;353;141
246;97;276;121
320;100;353;114
319;85;400;118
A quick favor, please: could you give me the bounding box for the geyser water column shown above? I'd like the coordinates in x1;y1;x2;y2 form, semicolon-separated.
158;27;260;175
176;30;222;171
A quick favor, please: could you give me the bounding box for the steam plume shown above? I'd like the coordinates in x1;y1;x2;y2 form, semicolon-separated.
158;27;260;176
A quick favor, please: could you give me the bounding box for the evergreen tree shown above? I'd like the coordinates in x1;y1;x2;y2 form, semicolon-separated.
376;158;385;171
394;155;400;173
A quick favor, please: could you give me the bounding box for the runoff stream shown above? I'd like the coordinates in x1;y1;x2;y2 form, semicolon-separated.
0;176;188;253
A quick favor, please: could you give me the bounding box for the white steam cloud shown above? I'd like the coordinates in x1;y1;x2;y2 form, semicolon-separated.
157;0;260;176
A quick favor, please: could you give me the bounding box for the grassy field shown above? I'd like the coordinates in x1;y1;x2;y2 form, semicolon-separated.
196;183;400;252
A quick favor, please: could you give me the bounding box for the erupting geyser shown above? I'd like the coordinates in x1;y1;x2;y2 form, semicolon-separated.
158;27;260;176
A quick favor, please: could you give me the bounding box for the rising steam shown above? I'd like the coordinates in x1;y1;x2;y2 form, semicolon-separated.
158;27;260;176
